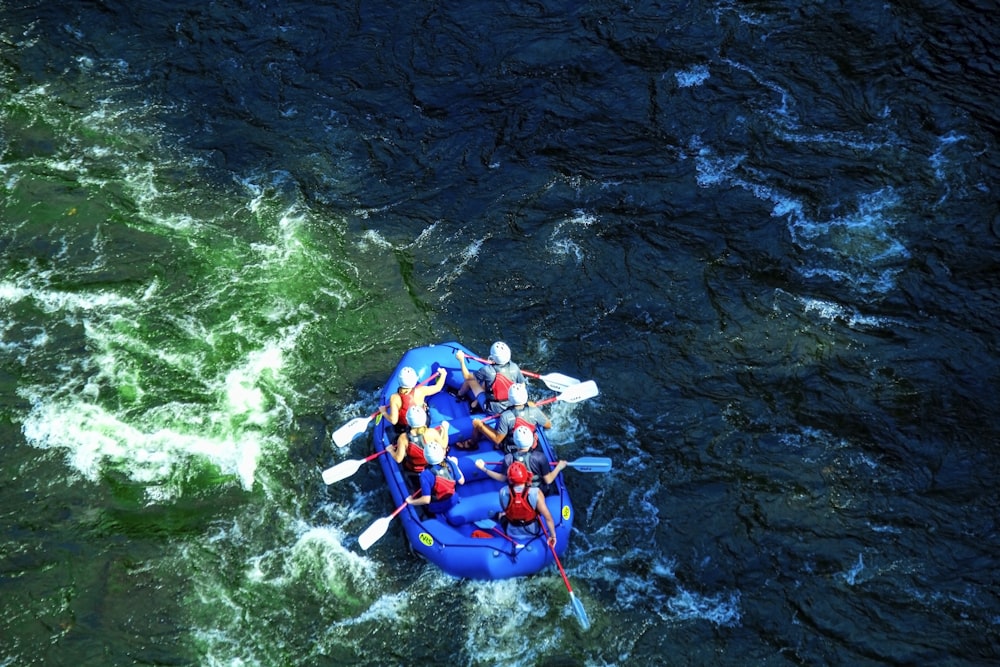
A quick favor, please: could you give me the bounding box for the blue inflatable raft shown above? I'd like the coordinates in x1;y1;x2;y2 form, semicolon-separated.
370;342;575;579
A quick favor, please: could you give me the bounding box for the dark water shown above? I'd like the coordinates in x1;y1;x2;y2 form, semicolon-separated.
2;1;998;665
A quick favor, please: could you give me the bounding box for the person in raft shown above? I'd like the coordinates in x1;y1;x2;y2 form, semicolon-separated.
476;425;567;497
454;341;526;417
498;461;557;547
388;405;448;489
472;382;551;453
379;365;447;438
406;441;465;525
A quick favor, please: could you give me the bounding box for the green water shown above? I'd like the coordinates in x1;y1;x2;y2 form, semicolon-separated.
0;64;446;666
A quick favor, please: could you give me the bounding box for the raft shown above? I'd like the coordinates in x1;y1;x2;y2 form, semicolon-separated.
371;342;575;579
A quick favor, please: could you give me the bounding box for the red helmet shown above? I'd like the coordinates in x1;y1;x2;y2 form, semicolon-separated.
507;461;530;486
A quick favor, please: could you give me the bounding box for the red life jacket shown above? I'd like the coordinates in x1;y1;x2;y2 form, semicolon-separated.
403;429;428;472
429;463;457;502
497;406;540;452
503;484;538;526
488;364;517;402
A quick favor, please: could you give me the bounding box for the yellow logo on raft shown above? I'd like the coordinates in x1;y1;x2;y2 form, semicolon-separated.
419;532;434;547
561;505;570;520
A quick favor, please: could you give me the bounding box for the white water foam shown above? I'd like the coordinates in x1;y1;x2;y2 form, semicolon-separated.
840;552;866;586
688;49;918;298
674;64;710;88
694;139;910;296
550;210;597;265
5;155;332;504
795;293;901;330
584;547;743;629
457;578;568;666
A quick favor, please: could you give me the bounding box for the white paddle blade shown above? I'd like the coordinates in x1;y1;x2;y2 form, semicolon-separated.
558;380;599;404
321;458;364;485
570;592;591;631
537;372;580;392
332;415;373;448
357;516;392;551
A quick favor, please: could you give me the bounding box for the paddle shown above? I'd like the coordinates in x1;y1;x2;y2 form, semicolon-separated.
331;410;380;449
520;370;580;393
560;456;612;473
538;520;591;631
463;354;582;393
536;380;599;406
473;519;524;549
358;491;418;550
486;456;613;474
331;374;438;448
321;450;387;485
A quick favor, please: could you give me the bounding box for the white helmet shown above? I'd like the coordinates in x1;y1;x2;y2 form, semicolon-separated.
424;441;445;466
513;425;533;451
489;341;511;365
405;405;427;428
508;382;528;406
398;366;418;389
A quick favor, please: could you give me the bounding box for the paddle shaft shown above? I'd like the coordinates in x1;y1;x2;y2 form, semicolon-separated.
490;526;524;548
388;498;409;520
388;489;424;521
538;520;574;592
485;457;612;472
540;520;591;631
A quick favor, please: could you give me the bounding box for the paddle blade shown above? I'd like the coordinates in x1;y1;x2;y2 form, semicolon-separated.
565;457;612;473
557;380;599;404
321;458;365;485
570;592;591;631
536;372;580;392
332;415;374;448
357;516;392;550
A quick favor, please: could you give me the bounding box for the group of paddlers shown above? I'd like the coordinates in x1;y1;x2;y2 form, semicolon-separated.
378;342;563;545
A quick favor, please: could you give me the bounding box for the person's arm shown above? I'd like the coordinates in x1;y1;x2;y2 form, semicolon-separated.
473;418;503;446
436;420;450;450
419;367;447;398
535;491;557;547
454;351;474;381
449;458;465;485
407;473;433;506
533;407;552;430
475;458;506;483
389;433;408;464
542;460;568;486
475;365;495;388
382;393;402;425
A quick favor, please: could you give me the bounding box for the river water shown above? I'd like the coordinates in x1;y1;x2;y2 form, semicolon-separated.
2;1;998;665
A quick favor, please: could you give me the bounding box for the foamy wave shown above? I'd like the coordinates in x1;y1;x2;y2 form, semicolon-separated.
695;143;910;295
674;64;710;88
20;395;264;494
